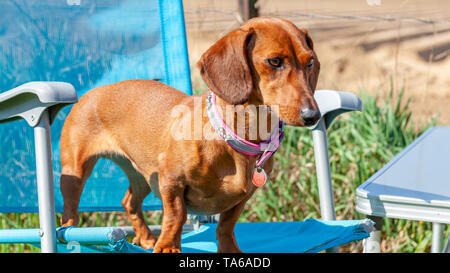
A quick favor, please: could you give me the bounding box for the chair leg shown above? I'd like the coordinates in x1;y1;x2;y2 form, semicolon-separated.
363;216;382;253
432;222;444;253
312;119;338;253
34;110;57;253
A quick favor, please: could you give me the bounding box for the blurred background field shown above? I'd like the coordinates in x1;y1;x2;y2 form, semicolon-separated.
185;0;450;127
1;0;450;253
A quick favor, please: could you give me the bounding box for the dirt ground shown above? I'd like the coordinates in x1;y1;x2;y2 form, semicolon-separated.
183;0;450;127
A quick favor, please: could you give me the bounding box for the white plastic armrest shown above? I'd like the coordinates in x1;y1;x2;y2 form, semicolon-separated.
309;90;362;130
0;81;78;127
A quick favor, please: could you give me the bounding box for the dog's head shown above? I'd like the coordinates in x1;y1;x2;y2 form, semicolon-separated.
198;17;321;127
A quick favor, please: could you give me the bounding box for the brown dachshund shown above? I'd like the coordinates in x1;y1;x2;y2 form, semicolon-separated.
59;17;321;253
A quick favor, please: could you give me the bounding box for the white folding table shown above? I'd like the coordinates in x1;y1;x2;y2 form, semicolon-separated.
356;126;450;253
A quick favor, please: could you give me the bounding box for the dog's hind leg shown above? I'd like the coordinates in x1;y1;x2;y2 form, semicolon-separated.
121;187;157;249
60;155;99;227
111;155;157;249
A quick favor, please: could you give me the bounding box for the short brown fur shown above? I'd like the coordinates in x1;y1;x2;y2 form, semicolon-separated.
60;17;320;253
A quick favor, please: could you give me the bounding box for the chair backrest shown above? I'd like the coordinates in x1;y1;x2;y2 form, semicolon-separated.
0;0;192;212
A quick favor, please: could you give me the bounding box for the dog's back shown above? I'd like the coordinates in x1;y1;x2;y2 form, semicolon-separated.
60;79;188;180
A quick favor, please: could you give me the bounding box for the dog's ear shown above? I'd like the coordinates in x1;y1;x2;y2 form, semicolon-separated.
197;28;255;105
301;29;314;50
301;29;320;91
309;53;320;91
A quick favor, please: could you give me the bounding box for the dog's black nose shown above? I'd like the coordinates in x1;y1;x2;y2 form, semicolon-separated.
300;107;321;126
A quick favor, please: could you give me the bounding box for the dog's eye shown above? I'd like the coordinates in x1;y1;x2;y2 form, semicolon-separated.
306;58;314;70
267;58;283;68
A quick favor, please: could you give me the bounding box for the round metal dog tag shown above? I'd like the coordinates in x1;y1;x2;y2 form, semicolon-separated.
252;167;267;187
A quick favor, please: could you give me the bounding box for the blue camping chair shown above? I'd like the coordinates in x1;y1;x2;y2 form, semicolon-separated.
0;0;372;253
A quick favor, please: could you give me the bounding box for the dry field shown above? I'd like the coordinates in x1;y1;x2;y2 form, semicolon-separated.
183;0;450;127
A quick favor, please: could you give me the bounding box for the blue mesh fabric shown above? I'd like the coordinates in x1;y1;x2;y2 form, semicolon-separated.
0;0;192;212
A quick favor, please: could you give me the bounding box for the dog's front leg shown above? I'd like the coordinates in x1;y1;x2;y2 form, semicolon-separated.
216;198;250;253
153;177;187;253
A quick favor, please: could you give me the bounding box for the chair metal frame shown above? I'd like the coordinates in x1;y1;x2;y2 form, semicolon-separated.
0;82;77;252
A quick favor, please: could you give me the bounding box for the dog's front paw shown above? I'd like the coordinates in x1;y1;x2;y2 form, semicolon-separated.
152;243;181;253
133;236;157;250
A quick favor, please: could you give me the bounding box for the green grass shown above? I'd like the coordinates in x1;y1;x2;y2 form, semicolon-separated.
0;88;448;253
